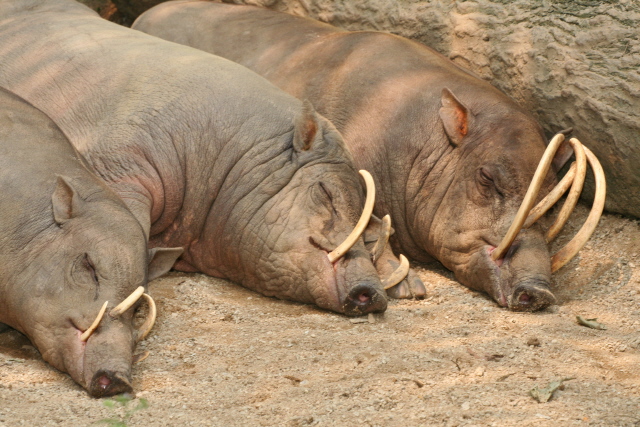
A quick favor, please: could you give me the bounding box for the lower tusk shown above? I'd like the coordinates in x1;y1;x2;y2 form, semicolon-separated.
551;145;606;272
135;293;157;342
109;286;145;318
133;350;150;364
371;214;392;264
545;138;587;242
79;301;109;342
327;170;376;263
524;162;576;228
382;254;410;290
492;133;565;261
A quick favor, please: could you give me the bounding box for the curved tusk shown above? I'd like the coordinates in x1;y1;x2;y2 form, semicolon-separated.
545;138;587;242
135;293;157;342
109;286;145;318
382;254;410;290
80;300;109;342
551;145;606;272
327;170;376;263
491;133;565;261
133;350;150;364
371;214;392;264
524;162;577;228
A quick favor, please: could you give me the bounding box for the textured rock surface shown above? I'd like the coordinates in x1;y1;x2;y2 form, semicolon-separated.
87;0;640;217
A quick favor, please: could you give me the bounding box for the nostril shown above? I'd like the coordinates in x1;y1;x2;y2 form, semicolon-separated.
510;283;556;312
348;285;374;306
356;291;371;304
89;370;133;398
343;283;387;316
97;375;111;390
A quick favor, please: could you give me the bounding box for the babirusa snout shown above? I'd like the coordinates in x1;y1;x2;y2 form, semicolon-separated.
343;282;387;316
327;170;375;263
509;279;557;312
492;134;606;272
89;369;134;398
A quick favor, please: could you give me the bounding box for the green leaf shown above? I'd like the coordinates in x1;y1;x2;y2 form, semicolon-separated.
102;400;116;409
576;315;607;330
134;398;149;411
113;394;133;405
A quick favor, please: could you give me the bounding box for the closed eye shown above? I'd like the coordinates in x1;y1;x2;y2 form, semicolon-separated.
313;181;337;215
478;167;504;197
479;167;493;186
83;253;99;285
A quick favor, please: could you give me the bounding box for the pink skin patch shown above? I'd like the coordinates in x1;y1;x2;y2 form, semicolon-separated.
487;246;504;267
97;375;112;389
357;292;370;304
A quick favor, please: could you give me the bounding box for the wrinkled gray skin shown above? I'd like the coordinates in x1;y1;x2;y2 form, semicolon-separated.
0;87;179;397
133;1;565;311
0;0;387;320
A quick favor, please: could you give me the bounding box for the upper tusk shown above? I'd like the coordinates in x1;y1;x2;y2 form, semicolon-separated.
545;138;587;242
382;254;410;290
327;170;376;263
551;145;606;272
371;214;392;264
491;133;566;261
109;286;145;318
524;162;576;228
135;293;157;342
79;300;108;342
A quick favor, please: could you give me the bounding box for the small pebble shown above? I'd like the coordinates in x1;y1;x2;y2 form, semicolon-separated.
527;337;541;347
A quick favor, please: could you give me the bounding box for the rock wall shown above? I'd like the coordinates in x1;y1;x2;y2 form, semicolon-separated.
95;0;640;218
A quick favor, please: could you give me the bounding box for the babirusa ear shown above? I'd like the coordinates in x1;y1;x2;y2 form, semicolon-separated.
147;247;183;281
439;88;472;146
293;100;320;152
51;175;83;224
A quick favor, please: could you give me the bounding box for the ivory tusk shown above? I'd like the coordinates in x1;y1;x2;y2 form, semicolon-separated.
133;350;150;364
524;162;577;228
109;286;145;318
371;214;392;264
135;293;157;342
491;133;565;261
327;170;376;263
382;254;410;290
545;138;587;242
79;300;109;342
551;145;606;272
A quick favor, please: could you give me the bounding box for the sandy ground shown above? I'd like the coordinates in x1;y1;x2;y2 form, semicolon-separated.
1;204;639;426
